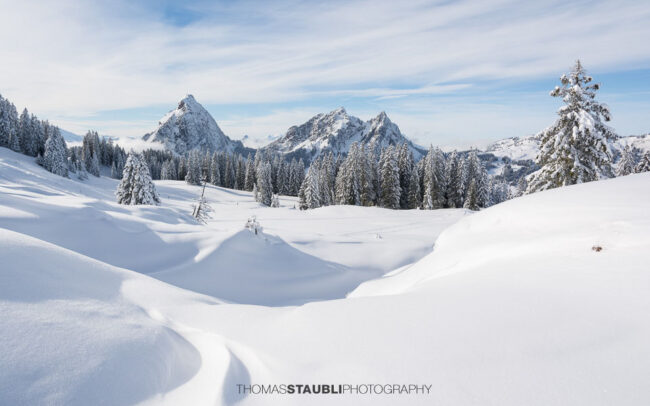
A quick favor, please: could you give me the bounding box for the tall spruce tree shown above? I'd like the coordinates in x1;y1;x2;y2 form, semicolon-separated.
463;179;479;210
379;146;401;209
616;145;636;176
185;151;202;185
407;164;421;209
445;151;463;208
256;162;273;206
0;95;19;149
244;153;256;191
527;60;616;193
299;164;321;210
116;152;160;205
42;126;68;177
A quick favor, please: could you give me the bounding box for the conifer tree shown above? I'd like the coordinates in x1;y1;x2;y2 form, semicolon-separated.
463;179;479;210
445;151;463;208
0;95;19;149
299;164;321;210
8;130;21;152
82;131;101;177
422;146;444;209
161;159;177;180
616;145;636;176
335;142;362;205
244;153;256;191
397;143;413;209
256;162;273;206
527;60;616;193
360;144;378;206
407;164;421;209
43;127;68;177
209;152;221;185
185;151;202;185
635;151;650;173
116;152;160;205
18;108;37;156
379;146;401;209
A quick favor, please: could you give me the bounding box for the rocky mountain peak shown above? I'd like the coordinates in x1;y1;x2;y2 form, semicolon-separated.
142;95;246;155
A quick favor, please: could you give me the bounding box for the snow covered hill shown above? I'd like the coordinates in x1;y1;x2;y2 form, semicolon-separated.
1;145;649;405
59;128;83;143
260;107;425;165
485;133;650;162
142;95;251;155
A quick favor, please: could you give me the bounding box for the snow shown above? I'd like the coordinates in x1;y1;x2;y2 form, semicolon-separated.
141;95;246;155
261;107;424;166
486;133;650;162
2;145;650;405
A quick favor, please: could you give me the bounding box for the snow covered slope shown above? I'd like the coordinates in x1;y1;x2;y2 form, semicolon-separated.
2;145;649;405
59;128;83;143
0;147;462;306
260;108;425;165
142;95;249;155
485;133;650;161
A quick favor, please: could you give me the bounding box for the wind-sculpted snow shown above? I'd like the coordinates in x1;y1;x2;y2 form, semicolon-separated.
2;146;649;405
0;229;202;405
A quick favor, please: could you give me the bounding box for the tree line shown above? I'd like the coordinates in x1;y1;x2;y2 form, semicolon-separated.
298;142;510;211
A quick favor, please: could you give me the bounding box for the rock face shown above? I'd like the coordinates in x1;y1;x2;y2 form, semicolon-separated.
260;107;425;165
142;95;247;155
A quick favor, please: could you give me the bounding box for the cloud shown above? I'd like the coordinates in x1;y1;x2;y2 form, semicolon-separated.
1;0;649;144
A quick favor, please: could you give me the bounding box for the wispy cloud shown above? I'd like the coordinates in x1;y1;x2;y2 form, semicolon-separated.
1;0;649;146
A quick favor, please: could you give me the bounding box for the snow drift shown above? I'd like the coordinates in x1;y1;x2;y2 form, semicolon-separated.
1;144;649;405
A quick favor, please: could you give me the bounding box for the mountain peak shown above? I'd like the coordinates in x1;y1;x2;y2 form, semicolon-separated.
178;94;200;110
262;108;424;165
373;111;390;122
142;95;245;155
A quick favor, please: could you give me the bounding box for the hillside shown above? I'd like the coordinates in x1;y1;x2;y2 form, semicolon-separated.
1;146;649;405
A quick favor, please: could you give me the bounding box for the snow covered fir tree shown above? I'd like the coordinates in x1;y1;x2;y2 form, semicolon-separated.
527;61;617;193
41;126;68;177
116;152;160;205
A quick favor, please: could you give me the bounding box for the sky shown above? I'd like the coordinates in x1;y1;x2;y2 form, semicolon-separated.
1;0;650;149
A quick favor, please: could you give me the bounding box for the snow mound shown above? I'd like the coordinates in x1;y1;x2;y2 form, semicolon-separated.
0;228;202;405
154;229;373;306
352;172;650;296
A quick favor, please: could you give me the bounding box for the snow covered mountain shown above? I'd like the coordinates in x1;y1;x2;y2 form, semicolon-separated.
260;107;425;165
142;95;249;155
485;133;650;162
59;128;83;143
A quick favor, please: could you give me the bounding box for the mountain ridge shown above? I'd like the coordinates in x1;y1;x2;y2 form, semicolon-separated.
260;107;425;165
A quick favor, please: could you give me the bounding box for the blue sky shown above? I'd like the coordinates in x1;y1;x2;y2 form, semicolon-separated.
1;0;650;149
